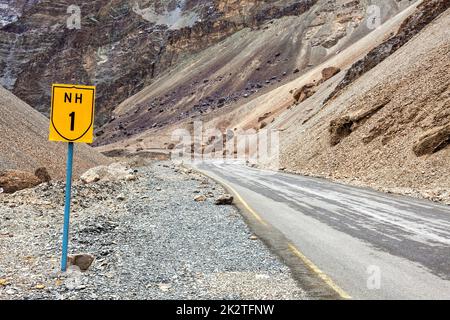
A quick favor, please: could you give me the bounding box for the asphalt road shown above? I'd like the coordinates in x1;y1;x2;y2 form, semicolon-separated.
194;161;450;300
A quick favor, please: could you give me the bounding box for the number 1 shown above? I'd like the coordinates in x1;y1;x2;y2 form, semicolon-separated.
69;112;75;131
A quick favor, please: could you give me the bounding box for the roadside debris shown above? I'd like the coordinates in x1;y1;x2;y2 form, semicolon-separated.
215;194;234;205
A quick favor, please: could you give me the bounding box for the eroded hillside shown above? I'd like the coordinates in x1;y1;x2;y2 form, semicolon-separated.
280;2;450;203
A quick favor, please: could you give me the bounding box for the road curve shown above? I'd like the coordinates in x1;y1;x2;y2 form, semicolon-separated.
194;160;450;300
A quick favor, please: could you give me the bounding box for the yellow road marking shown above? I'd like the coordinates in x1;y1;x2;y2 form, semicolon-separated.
288;243;352;300
193;165;351;299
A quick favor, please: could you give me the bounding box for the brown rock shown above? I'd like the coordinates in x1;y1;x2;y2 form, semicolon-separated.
329;116;354;146
67;254;95;272
413;125;450;156
257;112;271;123
0;170;42;193
321;66;341;82
34;167;51;182
293;83;316;103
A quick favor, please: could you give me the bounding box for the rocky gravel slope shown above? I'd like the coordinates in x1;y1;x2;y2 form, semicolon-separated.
0;161;305;300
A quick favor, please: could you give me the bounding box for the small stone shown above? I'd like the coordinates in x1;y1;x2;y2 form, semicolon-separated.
194;195;207;202
249;235;258;240
215;194;234;205
6;288;15;295
125;174;137;181
35;284;45;289
158;283;172;292
116;194;125;201
67;254;95;272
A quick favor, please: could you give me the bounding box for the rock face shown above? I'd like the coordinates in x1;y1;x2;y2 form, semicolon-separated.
0;170;42;193
0;0;38;27
279;4;450;203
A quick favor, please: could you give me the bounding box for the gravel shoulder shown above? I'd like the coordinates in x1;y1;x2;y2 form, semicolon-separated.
0;160;305;300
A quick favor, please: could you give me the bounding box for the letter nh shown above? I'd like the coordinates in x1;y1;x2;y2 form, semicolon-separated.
64;92;83;104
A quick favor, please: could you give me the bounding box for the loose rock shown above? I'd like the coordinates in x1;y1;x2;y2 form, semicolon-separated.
215;194;234;205
67;254;95;272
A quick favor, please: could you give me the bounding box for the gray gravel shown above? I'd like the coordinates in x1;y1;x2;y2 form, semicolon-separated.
0;161;306;300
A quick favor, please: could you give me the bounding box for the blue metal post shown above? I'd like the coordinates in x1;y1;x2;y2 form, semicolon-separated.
61;142;74;271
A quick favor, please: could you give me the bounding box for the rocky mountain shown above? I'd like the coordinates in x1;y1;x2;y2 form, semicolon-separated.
96;0;449;203
0;0;313;125
0;85;108;180
97;0;418;146
1;0;413;138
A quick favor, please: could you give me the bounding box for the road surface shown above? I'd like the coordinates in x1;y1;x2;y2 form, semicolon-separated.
194;161;450;300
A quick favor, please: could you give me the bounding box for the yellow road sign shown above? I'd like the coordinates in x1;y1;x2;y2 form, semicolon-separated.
49;84;96;143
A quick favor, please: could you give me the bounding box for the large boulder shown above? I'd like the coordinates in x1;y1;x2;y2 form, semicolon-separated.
0;170;42;193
